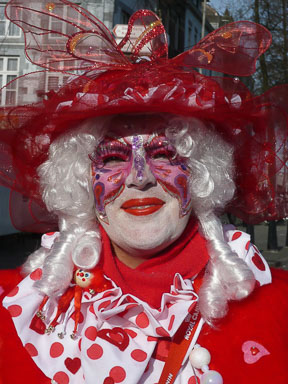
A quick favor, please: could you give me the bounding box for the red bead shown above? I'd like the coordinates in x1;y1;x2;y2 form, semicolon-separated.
251;347;260;355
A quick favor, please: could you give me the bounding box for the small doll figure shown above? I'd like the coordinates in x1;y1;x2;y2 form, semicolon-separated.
31;267;112;339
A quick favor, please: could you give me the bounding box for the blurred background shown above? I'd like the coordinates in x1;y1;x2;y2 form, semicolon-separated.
0;0;287;269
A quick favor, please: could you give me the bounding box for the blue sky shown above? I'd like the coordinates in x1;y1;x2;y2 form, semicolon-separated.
209;0;230;14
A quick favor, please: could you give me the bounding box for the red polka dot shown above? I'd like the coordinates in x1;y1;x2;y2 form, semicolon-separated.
125;303;138;310
119;304;138;318
50;342;64;358
156;327;170;337
126;296;136;303
135;312;149;328
6;286;19;297
109;366;126;383
78;338;82;351
131;349;147;362
53;371;69;384
84;293;90;300
245;241;250;250
124;329;137;338
98;300;112;311
85;326;97;341
25;343;38;357
104;378;114;384
46;232;55;236
188;377;197;384
30;268;42;281
7;304;22;317
175;279;181;290
147;336;157;342
252;253;266;271
232;231;242;241
168;315;175;331
87;344;103;360
71;311;84;324
102;291;112;298
89;305;95;315
253;245;259;253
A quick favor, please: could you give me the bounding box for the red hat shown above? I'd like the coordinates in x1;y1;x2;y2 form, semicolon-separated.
0;0;287;231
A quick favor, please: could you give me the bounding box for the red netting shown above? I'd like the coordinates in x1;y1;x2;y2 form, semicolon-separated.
0;0;287;230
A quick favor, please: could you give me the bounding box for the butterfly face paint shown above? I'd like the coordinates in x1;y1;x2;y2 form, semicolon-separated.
91;133;192;223
91;137;131;222
90;115;193;257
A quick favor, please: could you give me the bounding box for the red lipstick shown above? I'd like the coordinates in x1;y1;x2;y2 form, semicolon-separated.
121;198;165;216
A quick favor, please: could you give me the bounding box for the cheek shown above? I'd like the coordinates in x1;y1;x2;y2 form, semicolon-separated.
92;164;130;216
150;161;192;216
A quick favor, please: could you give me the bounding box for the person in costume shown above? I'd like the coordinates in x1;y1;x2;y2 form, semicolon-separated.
0;1;288;384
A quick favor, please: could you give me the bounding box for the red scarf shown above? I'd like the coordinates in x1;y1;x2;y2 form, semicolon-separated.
100;219;209;308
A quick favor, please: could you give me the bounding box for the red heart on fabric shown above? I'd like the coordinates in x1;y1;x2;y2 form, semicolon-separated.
64;357;81;374
29;314;46;335
242;341;270;364
98;327;129;351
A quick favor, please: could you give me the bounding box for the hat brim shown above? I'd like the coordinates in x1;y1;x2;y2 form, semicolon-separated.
0;66;287;228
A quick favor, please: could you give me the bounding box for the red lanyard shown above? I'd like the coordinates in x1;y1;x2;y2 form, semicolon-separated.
158;302;201;384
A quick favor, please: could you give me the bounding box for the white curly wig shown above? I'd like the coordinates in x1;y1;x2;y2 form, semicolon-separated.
23;114;255;323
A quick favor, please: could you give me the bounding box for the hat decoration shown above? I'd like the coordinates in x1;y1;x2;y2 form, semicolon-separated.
0;0;287;230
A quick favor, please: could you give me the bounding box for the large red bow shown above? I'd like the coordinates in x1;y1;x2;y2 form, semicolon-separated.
6;0;271;76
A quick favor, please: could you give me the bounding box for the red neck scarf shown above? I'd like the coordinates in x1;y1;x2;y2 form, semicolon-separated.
100;219;209;308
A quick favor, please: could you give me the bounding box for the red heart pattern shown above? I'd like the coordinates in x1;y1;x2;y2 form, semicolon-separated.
64;357;81;374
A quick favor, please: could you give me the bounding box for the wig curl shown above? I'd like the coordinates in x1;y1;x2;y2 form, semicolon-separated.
24;114;255;321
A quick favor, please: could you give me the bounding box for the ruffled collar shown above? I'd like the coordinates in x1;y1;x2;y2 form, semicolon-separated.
2;226;272;384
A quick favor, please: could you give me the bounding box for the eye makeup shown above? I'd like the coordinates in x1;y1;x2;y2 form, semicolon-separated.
90;139;131;168
91;133;192;222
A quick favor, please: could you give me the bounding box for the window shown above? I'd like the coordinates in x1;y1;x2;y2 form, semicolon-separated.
0;57;19;106
46;73;70;93
173;16;179;50
194;27;199;44
121;10;130;24
0;5;21;37
49;4;81;38
188;20;193;49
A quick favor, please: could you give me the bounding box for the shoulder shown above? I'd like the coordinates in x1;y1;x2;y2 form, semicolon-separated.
0;269;50;384
0;268;23;296
199;267;288;384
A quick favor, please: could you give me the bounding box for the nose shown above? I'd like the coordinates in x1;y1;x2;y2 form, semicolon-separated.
125;159;157;190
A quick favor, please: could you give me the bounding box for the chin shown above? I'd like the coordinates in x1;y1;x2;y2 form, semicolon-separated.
103;215;190;258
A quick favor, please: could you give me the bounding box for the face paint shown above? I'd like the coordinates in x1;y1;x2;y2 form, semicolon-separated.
91;133;192;221
91;137;131;222
90;115;193;257
145;134;192;217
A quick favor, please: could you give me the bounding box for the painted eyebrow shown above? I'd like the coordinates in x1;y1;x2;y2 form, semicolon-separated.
97;136;130;149
145;136;170;148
